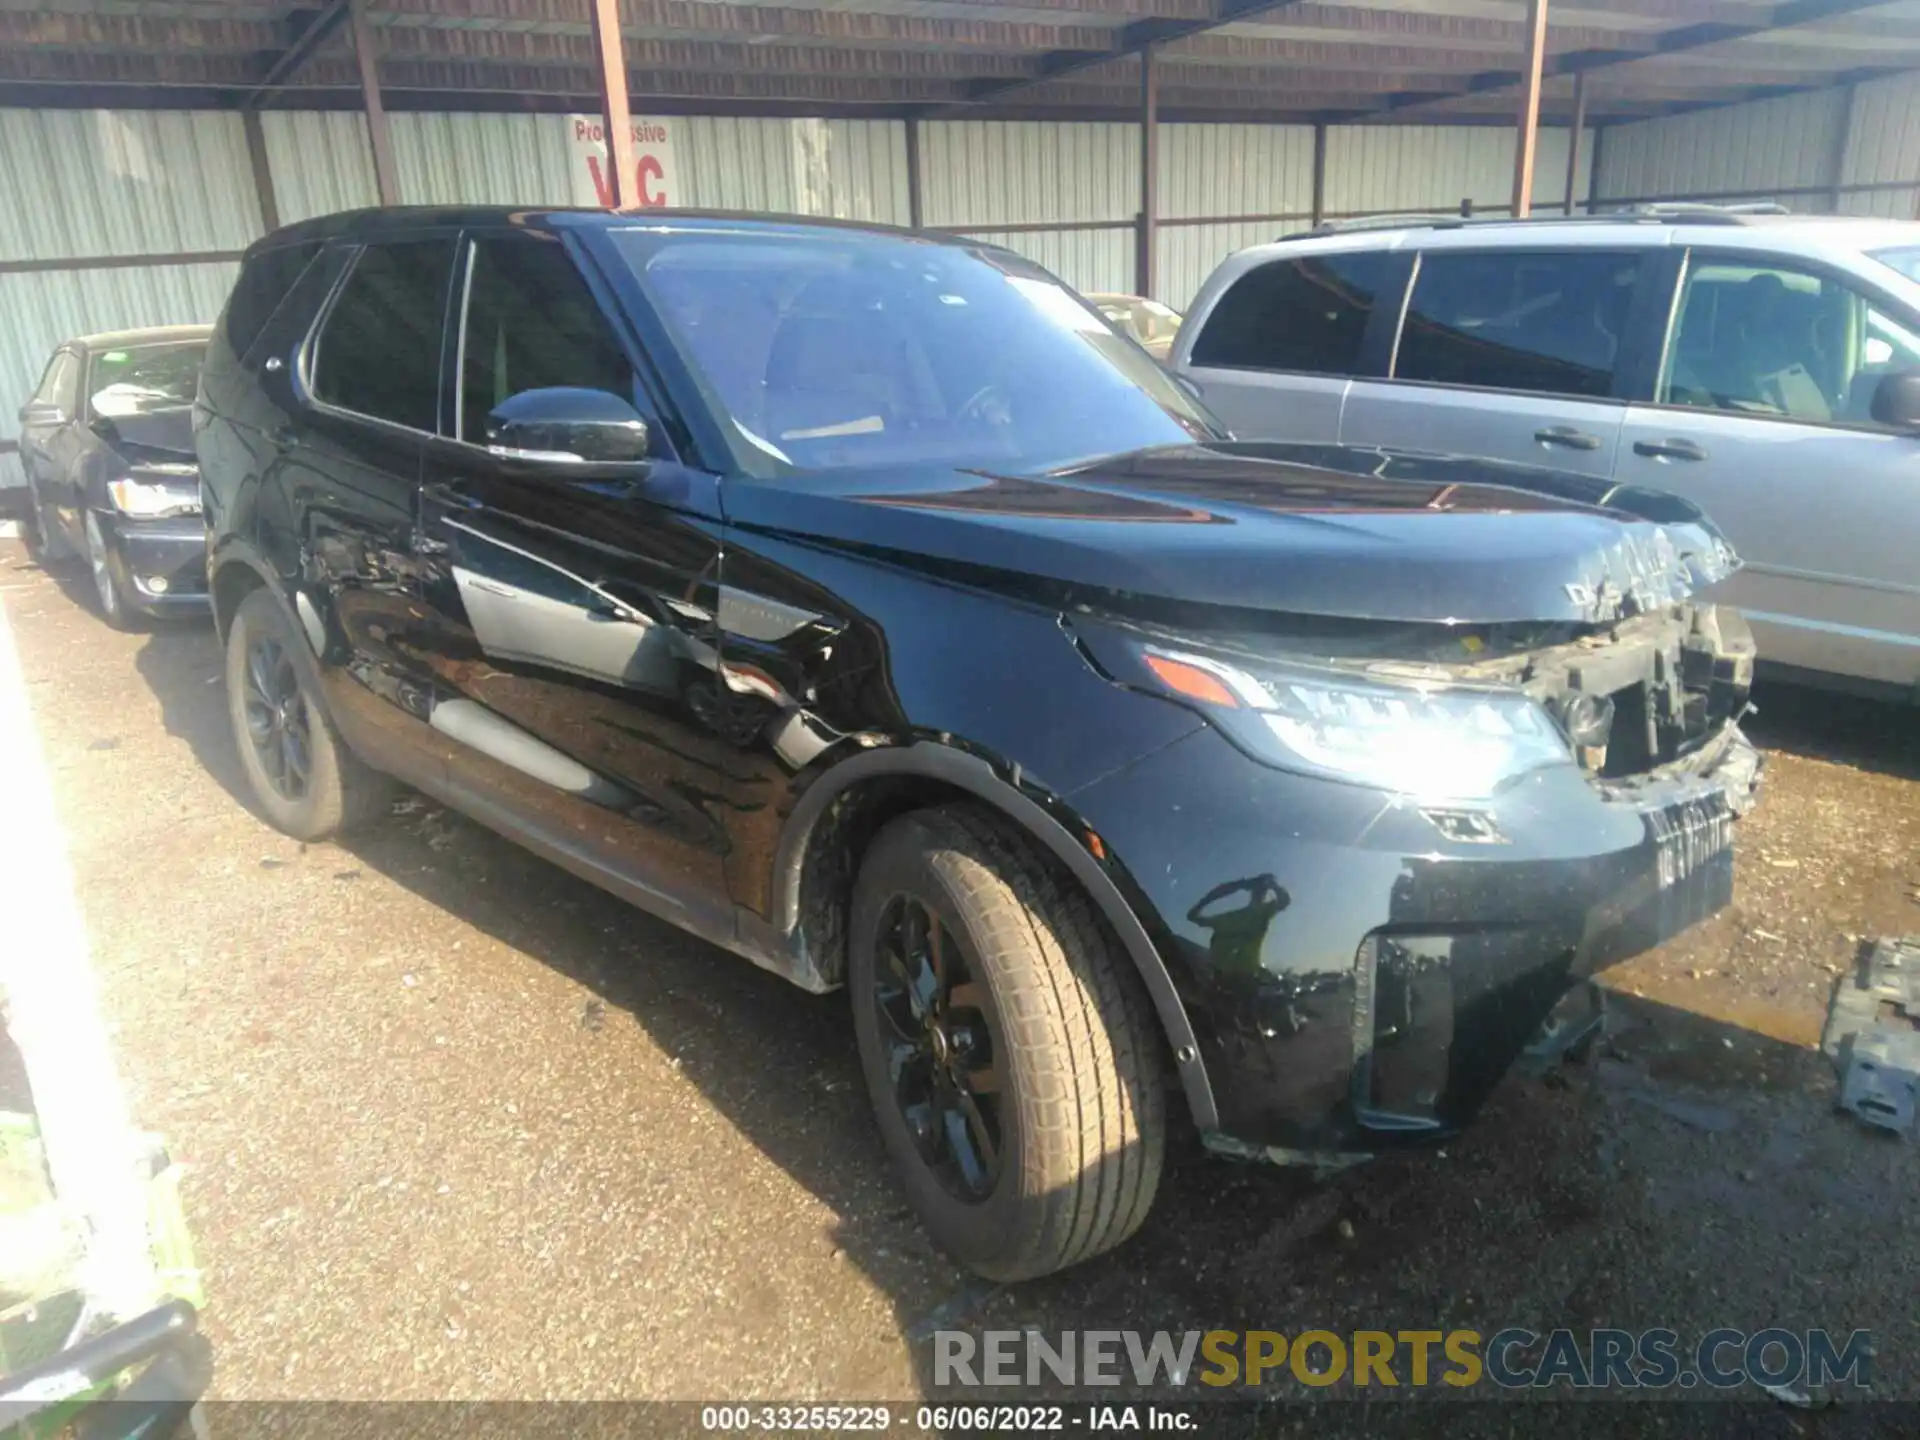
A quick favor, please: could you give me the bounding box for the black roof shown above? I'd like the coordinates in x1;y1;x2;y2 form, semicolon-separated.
252;206;973;257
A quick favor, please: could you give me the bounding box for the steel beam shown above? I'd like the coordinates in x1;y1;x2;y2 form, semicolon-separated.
591;0;638;209
242;106;280;233
927;0;1314;116
347;0;399;206
1310;120;1326;227
1564;71;1587;215
1512;0;1549;219
1377;0;1897;118
905;116;924;228
247;1;351;108
1138;45;1158;297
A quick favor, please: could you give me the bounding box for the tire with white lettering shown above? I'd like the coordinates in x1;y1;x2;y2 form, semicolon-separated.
850;804;1166;1280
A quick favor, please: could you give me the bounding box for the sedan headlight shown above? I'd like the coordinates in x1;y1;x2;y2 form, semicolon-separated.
107;477;201;520
1081;626;1572;800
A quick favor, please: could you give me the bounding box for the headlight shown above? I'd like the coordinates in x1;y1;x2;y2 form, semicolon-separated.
107;477;200;519
1082;626;1572;800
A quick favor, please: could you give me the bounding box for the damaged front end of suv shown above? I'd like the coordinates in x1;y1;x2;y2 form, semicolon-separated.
1044;444;1762;1163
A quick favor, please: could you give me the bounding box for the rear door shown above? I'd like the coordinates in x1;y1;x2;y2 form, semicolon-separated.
1340;244;1648;477
410;226;736;940
1177;248;1394;441
1617;248;1920;689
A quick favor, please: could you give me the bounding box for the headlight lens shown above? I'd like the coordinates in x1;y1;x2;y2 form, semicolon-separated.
1091;629;1572;800
107;477;200;519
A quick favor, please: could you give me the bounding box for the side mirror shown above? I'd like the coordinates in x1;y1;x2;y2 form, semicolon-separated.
484;387;651;465
1870;369;1920;430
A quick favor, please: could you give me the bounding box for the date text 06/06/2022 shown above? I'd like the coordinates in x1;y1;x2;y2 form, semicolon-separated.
699;1405;1193;1432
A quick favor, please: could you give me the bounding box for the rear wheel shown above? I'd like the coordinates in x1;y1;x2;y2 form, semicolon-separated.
850;805;1166;1281
225;586;390;840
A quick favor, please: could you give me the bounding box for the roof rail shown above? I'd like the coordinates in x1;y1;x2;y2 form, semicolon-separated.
1613;201;1794;219
1275;200;1794;242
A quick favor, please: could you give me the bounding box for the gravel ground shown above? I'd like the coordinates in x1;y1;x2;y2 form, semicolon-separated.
3;536;1918;1430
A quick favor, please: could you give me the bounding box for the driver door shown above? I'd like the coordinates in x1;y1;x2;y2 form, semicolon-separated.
1617;252;1920;690
411;228;741;941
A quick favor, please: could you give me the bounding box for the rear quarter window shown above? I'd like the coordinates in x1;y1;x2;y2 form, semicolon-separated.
221;243;322;361
1188;252;1389;376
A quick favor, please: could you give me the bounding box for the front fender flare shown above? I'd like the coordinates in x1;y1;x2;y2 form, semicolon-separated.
771;741;1220;1132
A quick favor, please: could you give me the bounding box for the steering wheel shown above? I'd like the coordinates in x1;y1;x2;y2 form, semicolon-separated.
957;383;1014;426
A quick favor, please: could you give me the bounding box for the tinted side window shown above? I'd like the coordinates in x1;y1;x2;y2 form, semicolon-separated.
311;239;456;431
458;234;634;443
1395;250;1640;399
1189;253;1388;375
222;242;321;361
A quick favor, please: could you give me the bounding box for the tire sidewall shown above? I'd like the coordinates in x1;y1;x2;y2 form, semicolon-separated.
225;587;346;839
850;817;1034;1272
83;511;138;628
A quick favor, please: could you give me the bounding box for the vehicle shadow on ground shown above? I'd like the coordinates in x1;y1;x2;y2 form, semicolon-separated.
1746;678;1919;782
128;624;1913;1428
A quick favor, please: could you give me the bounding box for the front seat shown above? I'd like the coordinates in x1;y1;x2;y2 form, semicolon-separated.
762;282;905;444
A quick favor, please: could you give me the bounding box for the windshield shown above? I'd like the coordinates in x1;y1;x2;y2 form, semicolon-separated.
1872;246;1920;286
611;228;1219;477
86;342;205;419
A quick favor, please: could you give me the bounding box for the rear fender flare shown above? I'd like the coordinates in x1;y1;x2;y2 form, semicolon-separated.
771;740;1219;1131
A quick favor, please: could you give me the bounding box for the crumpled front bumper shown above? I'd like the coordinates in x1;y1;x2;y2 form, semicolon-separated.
1069;721;1763;1157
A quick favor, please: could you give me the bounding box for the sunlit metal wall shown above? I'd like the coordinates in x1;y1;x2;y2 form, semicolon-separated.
0;108;262;488
1326;123;1585;218
922;121;1140;296
1839;72;1920;219
1156;122;1315;310
1592;88;1848;210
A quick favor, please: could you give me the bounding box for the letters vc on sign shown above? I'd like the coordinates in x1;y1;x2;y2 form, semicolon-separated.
569;115;677;208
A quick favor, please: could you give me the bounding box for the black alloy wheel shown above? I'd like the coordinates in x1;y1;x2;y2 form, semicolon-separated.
241;633;312;802
870;894;1003;1202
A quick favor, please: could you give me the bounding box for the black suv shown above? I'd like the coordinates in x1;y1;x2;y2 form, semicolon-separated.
196;208;1761;1281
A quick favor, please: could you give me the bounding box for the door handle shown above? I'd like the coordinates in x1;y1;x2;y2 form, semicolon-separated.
1633;437;1707;462
1534;425;1602;452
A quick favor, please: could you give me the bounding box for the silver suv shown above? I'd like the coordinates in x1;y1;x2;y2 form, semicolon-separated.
1176;209;1920;699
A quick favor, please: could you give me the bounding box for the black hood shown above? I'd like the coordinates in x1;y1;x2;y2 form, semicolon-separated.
96;408;196;466
722;441;1739;626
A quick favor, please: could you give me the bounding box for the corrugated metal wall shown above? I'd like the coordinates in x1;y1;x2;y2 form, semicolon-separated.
1839;72;1920;219
0;109;263;488
0;98;1796;487
1326;123;1584;218
923;121;1139;295
1157;122;1316;311
1593;88;1849;208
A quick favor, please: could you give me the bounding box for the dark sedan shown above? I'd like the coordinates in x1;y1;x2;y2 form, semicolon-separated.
18;325;212;626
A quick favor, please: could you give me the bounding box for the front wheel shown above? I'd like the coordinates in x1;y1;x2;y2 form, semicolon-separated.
850;805;1167;1281
83;511;135;629
225;586;390;840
